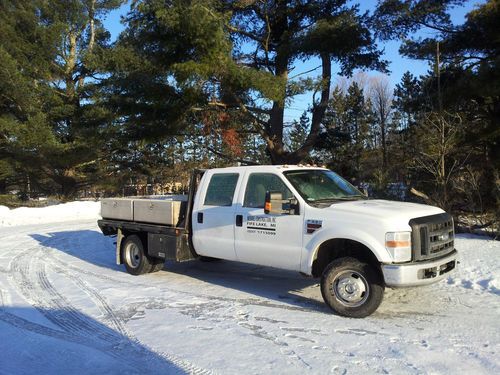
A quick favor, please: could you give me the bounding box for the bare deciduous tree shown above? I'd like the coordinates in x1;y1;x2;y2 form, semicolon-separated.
412;111;462;210
369;75;393;169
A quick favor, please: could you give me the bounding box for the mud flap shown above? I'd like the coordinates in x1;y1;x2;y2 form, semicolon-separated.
116;228;124;265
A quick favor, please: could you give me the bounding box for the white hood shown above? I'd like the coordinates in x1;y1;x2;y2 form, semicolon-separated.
325;199;444;226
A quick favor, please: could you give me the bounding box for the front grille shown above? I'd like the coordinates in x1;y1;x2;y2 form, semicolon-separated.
409;213;455;261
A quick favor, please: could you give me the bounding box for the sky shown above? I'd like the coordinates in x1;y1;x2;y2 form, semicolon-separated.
102;0;483;123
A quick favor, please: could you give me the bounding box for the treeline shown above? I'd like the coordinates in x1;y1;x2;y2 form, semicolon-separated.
0;0;498;226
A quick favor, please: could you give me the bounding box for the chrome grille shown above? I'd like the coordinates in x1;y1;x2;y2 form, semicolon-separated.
410;213;455;261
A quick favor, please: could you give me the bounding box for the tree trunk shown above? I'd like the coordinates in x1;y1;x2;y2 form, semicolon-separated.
381;118;387;169
266;0;289;164
88;0;96;52
79;0;96;89
65;31;78;101
267;53;331;164
267;52;288;163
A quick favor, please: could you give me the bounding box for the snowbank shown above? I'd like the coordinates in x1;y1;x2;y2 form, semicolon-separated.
0;201;100;227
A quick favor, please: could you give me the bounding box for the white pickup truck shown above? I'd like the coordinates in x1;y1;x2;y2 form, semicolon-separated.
98;165;457;317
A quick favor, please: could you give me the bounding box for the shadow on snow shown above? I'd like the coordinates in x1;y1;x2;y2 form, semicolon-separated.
0;305;194;374
30;229;329;313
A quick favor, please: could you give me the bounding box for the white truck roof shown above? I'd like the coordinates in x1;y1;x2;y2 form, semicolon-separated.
206;165;328;174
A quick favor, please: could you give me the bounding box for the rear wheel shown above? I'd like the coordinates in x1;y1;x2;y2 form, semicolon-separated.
320;257;384;318
122;235;153;275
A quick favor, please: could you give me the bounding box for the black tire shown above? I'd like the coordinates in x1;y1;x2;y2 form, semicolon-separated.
320;257;384;318
122;235;153;275
149;260;164;273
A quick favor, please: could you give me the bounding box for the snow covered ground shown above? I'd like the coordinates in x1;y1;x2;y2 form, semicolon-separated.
0;201;100;227
0;202;498;374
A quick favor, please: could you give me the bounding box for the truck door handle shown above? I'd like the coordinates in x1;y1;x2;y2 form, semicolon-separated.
197;212;203;224
236;214;243;227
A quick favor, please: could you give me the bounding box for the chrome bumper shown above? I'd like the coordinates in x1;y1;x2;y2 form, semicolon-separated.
382;250;458;287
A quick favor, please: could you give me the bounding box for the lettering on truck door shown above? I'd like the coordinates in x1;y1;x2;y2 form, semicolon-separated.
234;172;303;270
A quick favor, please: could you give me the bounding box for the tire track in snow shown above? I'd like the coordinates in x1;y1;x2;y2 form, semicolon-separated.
0;287;131;360
11;248;120;343
33;227;328;316
41;251;129;337
4;223;317;372
7;237;214;375
45;245;324;314
0;289;212;374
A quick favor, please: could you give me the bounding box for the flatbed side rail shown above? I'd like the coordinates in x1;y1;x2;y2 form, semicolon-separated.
98;219;179;236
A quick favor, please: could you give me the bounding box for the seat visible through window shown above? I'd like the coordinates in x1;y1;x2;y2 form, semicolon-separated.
243;173;293;208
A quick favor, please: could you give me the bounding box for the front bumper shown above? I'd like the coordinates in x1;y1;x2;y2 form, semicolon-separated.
382;250;458;287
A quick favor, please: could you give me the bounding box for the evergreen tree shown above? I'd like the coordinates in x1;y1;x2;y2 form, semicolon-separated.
393;71;422;130
317;82;371;180
108;0;385;165
0;0;124;197
376;0;499;215
287;112;310;154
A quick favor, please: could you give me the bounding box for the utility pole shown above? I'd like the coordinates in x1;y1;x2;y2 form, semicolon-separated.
436;41;442;113
436;40;447;206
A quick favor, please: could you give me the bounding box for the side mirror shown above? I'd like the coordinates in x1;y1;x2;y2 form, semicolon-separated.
264;191;298;215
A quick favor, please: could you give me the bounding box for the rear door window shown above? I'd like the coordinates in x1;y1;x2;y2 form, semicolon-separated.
204;173;239;206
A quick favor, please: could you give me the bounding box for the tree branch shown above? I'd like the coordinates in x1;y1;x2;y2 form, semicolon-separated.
227;25;264;43
205;146;259;165
289;53;331;162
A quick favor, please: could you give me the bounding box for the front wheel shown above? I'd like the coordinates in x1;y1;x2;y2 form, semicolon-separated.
321;257;384;318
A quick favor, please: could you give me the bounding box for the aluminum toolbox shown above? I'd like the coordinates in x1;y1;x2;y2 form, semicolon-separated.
133;199;183;226
100;198;134;221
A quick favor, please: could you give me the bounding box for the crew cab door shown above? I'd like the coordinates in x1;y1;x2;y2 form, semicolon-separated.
192;172;240;260
234;172;303;270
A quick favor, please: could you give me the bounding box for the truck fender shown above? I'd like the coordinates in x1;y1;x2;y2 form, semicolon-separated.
300;229;389;275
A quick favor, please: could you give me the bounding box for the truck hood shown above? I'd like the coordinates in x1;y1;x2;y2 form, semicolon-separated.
324;199;444;227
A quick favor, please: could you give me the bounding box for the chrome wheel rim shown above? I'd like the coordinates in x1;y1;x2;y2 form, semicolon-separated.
332;270;369;307
125;243;141;268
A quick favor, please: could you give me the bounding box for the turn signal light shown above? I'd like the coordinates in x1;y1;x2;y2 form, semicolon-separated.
385;232;412;262
264;202;271;212
385;240;411;247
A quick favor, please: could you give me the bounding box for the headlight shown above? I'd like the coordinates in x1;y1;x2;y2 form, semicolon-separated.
385;232;412;262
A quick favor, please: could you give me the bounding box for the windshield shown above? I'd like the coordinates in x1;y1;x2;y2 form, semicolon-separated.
283;170;365;204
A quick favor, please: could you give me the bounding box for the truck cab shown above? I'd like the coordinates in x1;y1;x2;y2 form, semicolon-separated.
98;165;457;318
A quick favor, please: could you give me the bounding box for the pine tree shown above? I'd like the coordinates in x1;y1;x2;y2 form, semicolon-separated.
0;0;125;198
376;0;499;216
316;82;372;180
287;112;310;154
393;72;422;130
108;0;385;165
